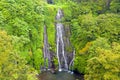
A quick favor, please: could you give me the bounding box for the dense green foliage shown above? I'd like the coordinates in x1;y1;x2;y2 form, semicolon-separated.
0;0;45;71
85;39;120;80
66;0;120;79
0;30;38;80
0;0;120;80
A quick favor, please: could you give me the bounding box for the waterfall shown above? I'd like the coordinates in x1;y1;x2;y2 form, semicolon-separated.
56;9;68;71
43;25;51;70
68;49;75;74
42;9;75;73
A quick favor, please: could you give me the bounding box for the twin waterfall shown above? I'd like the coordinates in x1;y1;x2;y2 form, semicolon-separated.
43;9;75;73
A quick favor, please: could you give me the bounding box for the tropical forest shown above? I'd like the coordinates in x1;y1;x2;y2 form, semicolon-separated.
0;0;120;80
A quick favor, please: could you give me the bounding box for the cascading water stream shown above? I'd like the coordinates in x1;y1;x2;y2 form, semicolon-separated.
56;9;68;71
43;25;51;70
68;49;75;74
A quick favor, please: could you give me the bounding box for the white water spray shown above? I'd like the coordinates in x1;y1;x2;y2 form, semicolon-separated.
56;9;68;71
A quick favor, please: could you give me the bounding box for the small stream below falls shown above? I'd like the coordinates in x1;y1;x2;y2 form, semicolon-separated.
37;71;84;80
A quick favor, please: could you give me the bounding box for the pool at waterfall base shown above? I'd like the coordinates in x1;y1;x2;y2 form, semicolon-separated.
37;71;84;80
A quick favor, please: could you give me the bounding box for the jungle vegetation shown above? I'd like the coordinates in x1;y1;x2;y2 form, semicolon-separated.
0;0;120;80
